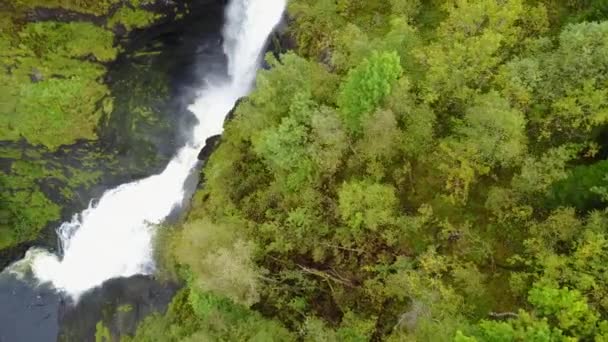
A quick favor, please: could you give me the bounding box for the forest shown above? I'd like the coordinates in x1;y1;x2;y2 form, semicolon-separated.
120;0;608;341
3;0;608;341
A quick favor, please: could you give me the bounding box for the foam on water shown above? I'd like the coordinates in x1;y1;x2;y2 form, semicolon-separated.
6;0;286;299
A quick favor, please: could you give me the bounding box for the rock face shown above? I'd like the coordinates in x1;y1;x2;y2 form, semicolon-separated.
58;276;179;341
25;7;105;24
195;95;247;164
198;134;222;161
270;15;297;54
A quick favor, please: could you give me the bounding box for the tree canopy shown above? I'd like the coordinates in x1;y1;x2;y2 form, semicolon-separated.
125;1;608;341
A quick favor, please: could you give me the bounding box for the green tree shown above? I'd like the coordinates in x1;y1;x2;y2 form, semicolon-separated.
547;160;608;210
337;51;402;133
310;106;349;178
498;21;608;141
417;0;528;103
510;144;579;197
338;180;397;232
528;285;599;337
173;219;261;307
387;77;437;158
454;92;527;168
356;109;401;179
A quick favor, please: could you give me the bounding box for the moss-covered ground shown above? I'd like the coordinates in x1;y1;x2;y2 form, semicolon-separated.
0;0;184;253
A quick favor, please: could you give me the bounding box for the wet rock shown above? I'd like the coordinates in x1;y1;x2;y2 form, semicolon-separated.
0;243;32;271
25;7;104;25
111;23;128;38
224;96;245;125
270;15;296;54
58;275;179;341
197;135;221;161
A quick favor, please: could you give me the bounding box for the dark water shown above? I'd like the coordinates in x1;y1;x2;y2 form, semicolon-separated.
0;273;178;342
0;1;230;340
0;274;60;342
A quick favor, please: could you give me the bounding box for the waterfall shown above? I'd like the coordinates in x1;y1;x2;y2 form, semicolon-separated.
8;0;286;300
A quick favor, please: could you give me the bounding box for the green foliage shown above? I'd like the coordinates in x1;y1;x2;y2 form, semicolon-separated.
457;311;563;342
117;304;134;313
0;185;60;249
19;22;117;62
335;311;376;342
0;143;107;251
511;145;579;197
547;160;608;210
452;91;527;168
8;0;159;18
14;77;109;148
1;160;60;249
387;78;436;158
528;285;599;336
109;7;161;31
0;0;173;256
514;209;608;319
389;0;421;19
11;0;120;16
355;109;401;179
498;21;608;141
124;289;295;342
135;1;608;341
417;0;530;103
287;0;343;57
0;3;165;150
338;51;402;133
173;219;261;307
0;21;116;148
338;180;397;232
254;107;314;190
331;18;422;75
459;284;608;340
95;321;112;342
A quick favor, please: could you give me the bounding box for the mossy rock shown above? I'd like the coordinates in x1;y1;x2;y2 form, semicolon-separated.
12;0;123;16
0;21;117;149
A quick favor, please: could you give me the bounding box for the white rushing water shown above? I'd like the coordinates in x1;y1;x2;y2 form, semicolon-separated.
7;0;286;300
